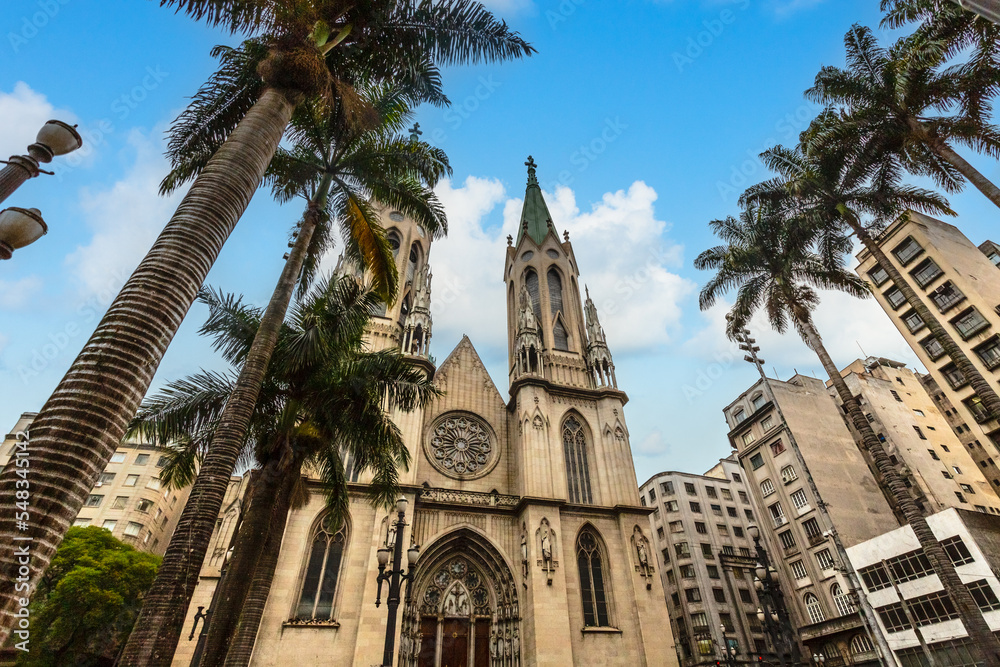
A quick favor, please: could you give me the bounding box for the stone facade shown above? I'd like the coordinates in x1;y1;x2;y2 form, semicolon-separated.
171;162;677;666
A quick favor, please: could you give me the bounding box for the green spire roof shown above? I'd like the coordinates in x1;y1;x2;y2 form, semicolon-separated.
516;156;557;246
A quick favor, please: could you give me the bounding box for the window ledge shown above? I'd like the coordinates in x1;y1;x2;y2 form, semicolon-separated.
582;626;622;634
283;619;340;629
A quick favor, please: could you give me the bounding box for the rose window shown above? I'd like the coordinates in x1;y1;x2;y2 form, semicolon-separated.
427;414;495;478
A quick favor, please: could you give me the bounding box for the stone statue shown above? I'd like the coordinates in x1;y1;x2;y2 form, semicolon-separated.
386;519;397;547
541;529;552;565
504;631;512;656
637;539;649;572
520;532;528;578
490;630;500;659
512;630;520;657
444;585;470;616
518;283;536;331
413;633;421;658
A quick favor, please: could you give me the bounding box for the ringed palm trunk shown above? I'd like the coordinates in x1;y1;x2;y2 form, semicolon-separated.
0;86;299;647
223;461;301;667
795;310;1000;664
117;201;321;666
849;220;1000;423
911;118;1000;210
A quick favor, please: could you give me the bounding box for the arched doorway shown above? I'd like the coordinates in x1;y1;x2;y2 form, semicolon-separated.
399;529;521;667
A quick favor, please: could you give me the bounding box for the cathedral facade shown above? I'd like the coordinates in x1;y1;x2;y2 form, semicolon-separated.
171;160;678;667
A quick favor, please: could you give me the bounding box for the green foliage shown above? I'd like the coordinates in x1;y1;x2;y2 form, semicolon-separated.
16;527;159;666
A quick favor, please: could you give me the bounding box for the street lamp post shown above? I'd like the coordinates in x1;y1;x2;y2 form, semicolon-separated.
748;524;800;667
812;654;826;665
720;623;739;667
375;497;420;667
0;120;82;204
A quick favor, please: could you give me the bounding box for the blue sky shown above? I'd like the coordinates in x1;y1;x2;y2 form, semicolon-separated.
2;0;998;484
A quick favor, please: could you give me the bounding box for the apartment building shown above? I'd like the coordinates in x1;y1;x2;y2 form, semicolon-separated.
725;375;898;665
837;358;1000;516
640;457;766;666
1;411;192;556
846;508;1000;665
856;212;1000;492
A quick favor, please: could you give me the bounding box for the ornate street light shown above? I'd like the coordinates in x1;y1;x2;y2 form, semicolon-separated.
375;497;420;667
0;120;82;204
746;525;800;667
0;207;46;259
812;654;826;664
719;623;739;667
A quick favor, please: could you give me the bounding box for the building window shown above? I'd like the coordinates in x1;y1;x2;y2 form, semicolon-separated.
850;634;875;657
685;482;697;495
832;583;856;617
859;563;891;591
778;531;795;550
803;518;821;541
952;307;990;340
968;580;1000;612
975;336;1000;369
85;494;103;508
941;536;974;566
124;522;142;537
695;522;707;534
110;452;127;463
804;593;825;624
669;521;683;534
884;286;906;309
662;481;675;495
146;478;160;490
727;506;738;518
156;456;167;467
711;504;723;516
928;448;940;461
791;561;808;580
790;489;809;511
136;498;154;513
876;602;911;632
780;465;797;483
816;549;836;571
701;543;714;558
964;395;990;423
907;590;959;627
738;490;749;504
680;564;696;578
892;236;923;265
734;409;746;423
890;389;903;402
770;440;786;456
749;453;764;470
745;509;754;521
989;251;1000;266
648;488;657;503
921;335;946;360
911;258;943;288
868;265;889;286
953;465;963;475
902;310;925;333
134;453;150;466
742;432;756;446
740;588;754;604
913;426;927;440
296;516;349;621
563;416;593;504
706;486;718;499
734;527;744;538
960;483;975;494
769;502;785;527
102;520;117;532
760;479;775;497
98;472;115;484
732;473;742;482
713;588;727;603
685;588;702;603
941;364;967;390
690;502;702;513
721;488;733;501
111;496;127;510
665;500;679;512
752;394;766;410
675;542;691;559
697;638;713;656
929;280;964;311
717;524;729;536
761;415;773;431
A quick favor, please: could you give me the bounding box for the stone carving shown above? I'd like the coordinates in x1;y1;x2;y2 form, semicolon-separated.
443;583;471;616
520;527;528;579
386;517;397;547
531;414;544;430
419;486;519;508
536;518;557;585
632;525;654;589
518;283;537;332
427;413;496;479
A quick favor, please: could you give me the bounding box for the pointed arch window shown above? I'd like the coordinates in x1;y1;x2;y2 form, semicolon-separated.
548;269;569;350
577;529;612;627
388;230;401;258
398;293;411;328
407;243;421;284
525;270;542;339
563;416;593;504
552;317;569;351
295;517;348;621
804;592;825;624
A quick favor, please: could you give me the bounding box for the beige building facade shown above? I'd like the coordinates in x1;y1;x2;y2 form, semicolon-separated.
640;458;767;666
856;212;1000;492
1;412;192;556
171;160;677;666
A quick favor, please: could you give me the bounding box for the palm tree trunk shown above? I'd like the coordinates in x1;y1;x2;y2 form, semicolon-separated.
852;223;1000;424
222;462;299;667
116;197;320;667
919;124;1000;209
797;313;1000;664
0;86;298;648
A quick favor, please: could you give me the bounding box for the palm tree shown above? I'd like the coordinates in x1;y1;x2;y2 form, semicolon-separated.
695;201;1000;665
746;140;1000;427
119;83;448;665
0;2;531;642
881;0;1000;60
128;277;438;667
807;24;1000;209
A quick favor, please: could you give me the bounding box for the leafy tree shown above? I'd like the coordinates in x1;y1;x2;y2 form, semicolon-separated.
0;4;532;649
807;25;1000;209
13;527;158;667
122;75;447;665
697;200;1000;665
127;275;439;666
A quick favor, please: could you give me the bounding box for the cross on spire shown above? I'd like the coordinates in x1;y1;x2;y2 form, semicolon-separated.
525;155;538;185
409;122;422;143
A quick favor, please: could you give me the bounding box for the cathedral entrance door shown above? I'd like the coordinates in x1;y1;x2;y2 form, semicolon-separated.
441;618;470;667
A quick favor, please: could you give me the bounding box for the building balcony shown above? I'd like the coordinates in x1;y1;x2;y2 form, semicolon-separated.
807;533;827;547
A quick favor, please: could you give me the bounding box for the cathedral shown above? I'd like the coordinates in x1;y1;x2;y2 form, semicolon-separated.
171;159;678;666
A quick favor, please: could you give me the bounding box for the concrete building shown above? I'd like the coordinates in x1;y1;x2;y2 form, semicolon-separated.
171;159;678;666
836;358;1000;517
640;457;767;666
856;212;1000;492
847;508;1000;665
1;412;192;556
725;374;899;665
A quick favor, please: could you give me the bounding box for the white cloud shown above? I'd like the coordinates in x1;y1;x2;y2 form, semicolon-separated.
64;127;185;297
0;276;42;308
0;82;75;157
